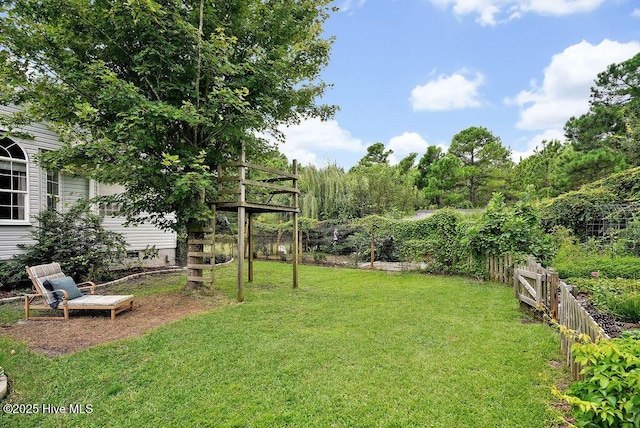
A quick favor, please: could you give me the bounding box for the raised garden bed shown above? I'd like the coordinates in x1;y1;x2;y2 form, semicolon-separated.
568;277;640;338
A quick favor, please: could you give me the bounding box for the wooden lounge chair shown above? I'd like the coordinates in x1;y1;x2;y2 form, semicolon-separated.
25;263;134;320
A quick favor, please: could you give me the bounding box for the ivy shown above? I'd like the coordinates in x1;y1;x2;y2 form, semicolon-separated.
559;336;640;427
467;192;554;263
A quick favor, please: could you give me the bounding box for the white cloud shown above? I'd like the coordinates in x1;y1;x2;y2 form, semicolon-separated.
509;39;640;132
386;132;429;165
410;70;485;111
633;8;640;18
339;0;367;13
431;0;605;26
510;129;565;162
277;118;366;167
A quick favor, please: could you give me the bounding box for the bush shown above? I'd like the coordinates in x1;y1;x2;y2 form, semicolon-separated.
0;204;127;290
606;293;640;323
466;192;554;263
560;336;640;427
554;255;640;279
569;277;640;323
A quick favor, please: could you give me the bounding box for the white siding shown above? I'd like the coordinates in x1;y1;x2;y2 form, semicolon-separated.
0;226;34;259
97;183;177;251
0;105;84;259
102;217;177;250
0;106;176;262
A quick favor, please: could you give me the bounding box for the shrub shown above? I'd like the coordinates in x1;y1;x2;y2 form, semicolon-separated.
0;204;127;289
606;292;640;323
554;255;640;279
560;336;640;427
567;277;640;325
466;192;554;263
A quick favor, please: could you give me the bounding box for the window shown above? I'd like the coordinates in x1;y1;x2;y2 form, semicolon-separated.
99;202;121;216
0;138;28;221
46;169;60;211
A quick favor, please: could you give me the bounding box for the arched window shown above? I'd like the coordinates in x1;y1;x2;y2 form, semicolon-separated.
0;137;28;221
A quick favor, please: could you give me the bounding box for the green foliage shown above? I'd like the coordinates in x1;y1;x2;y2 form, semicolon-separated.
346;163;424;218
0;0;335;233
354;142;392;168
421;154;467;208
581;166;640;201
415;145;443;189
509;140;567;198
558;147;629;192
565;52;640;160
449;126;513;207
552;226;640;279
568;277;640;323
0;204;126;289
466;193;553;263
541;187;621;241
560;336;640;427
396;209;467;274
554;255;640;280
606;293;640;323
298;163;353;220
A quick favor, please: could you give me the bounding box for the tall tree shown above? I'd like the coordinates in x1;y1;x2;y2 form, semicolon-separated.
415;145;442;189
398;152;418;175
298;163;353;220
353;142;392;169
509;140;567;198
448;126;512;206
0;0;335;285
564;53;640;164
421;153;464;208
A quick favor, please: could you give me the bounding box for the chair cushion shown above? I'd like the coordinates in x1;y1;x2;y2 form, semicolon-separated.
42;280;62;308
48;276;83;300
66;295;134;307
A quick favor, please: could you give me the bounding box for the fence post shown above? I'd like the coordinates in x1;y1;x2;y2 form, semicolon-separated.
549;271;559;320
513;262;519;299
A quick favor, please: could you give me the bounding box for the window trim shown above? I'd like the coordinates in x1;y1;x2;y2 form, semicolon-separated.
46;168;61;211
0;137;30;225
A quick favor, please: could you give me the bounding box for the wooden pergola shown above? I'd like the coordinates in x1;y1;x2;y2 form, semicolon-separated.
209;151;299;301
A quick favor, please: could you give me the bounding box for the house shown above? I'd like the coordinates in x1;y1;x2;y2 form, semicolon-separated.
0;104;176;267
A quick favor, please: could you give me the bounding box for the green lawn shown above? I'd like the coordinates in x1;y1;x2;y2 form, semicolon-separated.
0;262;567;427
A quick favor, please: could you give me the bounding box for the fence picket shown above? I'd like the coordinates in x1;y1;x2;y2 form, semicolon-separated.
487;254;609;379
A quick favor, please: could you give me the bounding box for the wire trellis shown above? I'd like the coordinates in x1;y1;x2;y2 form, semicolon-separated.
584;203;640;256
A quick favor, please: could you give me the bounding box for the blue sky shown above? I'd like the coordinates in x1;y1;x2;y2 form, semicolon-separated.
276;0;640;170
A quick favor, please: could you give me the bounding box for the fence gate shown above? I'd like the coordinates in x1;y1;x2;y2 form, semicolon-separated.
515;268;544;308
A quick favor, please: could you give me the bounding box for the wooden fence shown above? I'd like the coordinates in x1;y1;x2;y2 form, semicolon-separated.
487;254;608;379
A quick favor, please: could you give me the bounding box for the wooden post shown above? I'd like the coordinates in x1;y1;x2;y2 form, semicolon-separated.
248;213;254;283
211;205;216;290
237;150;246;302
370;229;375;269
292;160;299;289
276;220;282;253
549;270;559;320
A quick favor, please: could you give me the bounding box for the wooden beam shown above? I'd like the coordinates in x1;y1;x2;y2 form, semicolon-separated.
292;159;298;289
220;161;297;180
237;149;246;302
248;213;254;283
211;205;215;290
242;179;299;194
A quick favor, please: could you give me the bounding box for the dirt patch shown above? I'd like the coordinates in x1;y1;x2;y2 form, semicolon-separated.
0;287;231;357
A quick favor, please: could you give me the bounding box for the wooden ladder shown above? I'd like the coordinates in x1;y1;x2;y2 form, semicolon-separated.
187;225;215;288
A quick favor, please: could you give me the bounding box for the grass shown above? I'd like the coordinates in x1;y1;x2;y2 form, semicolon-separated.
0;262;567;427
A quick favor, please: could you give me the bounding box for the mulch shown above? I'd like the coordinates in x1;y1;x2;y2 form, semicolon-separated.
0;288;230;357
